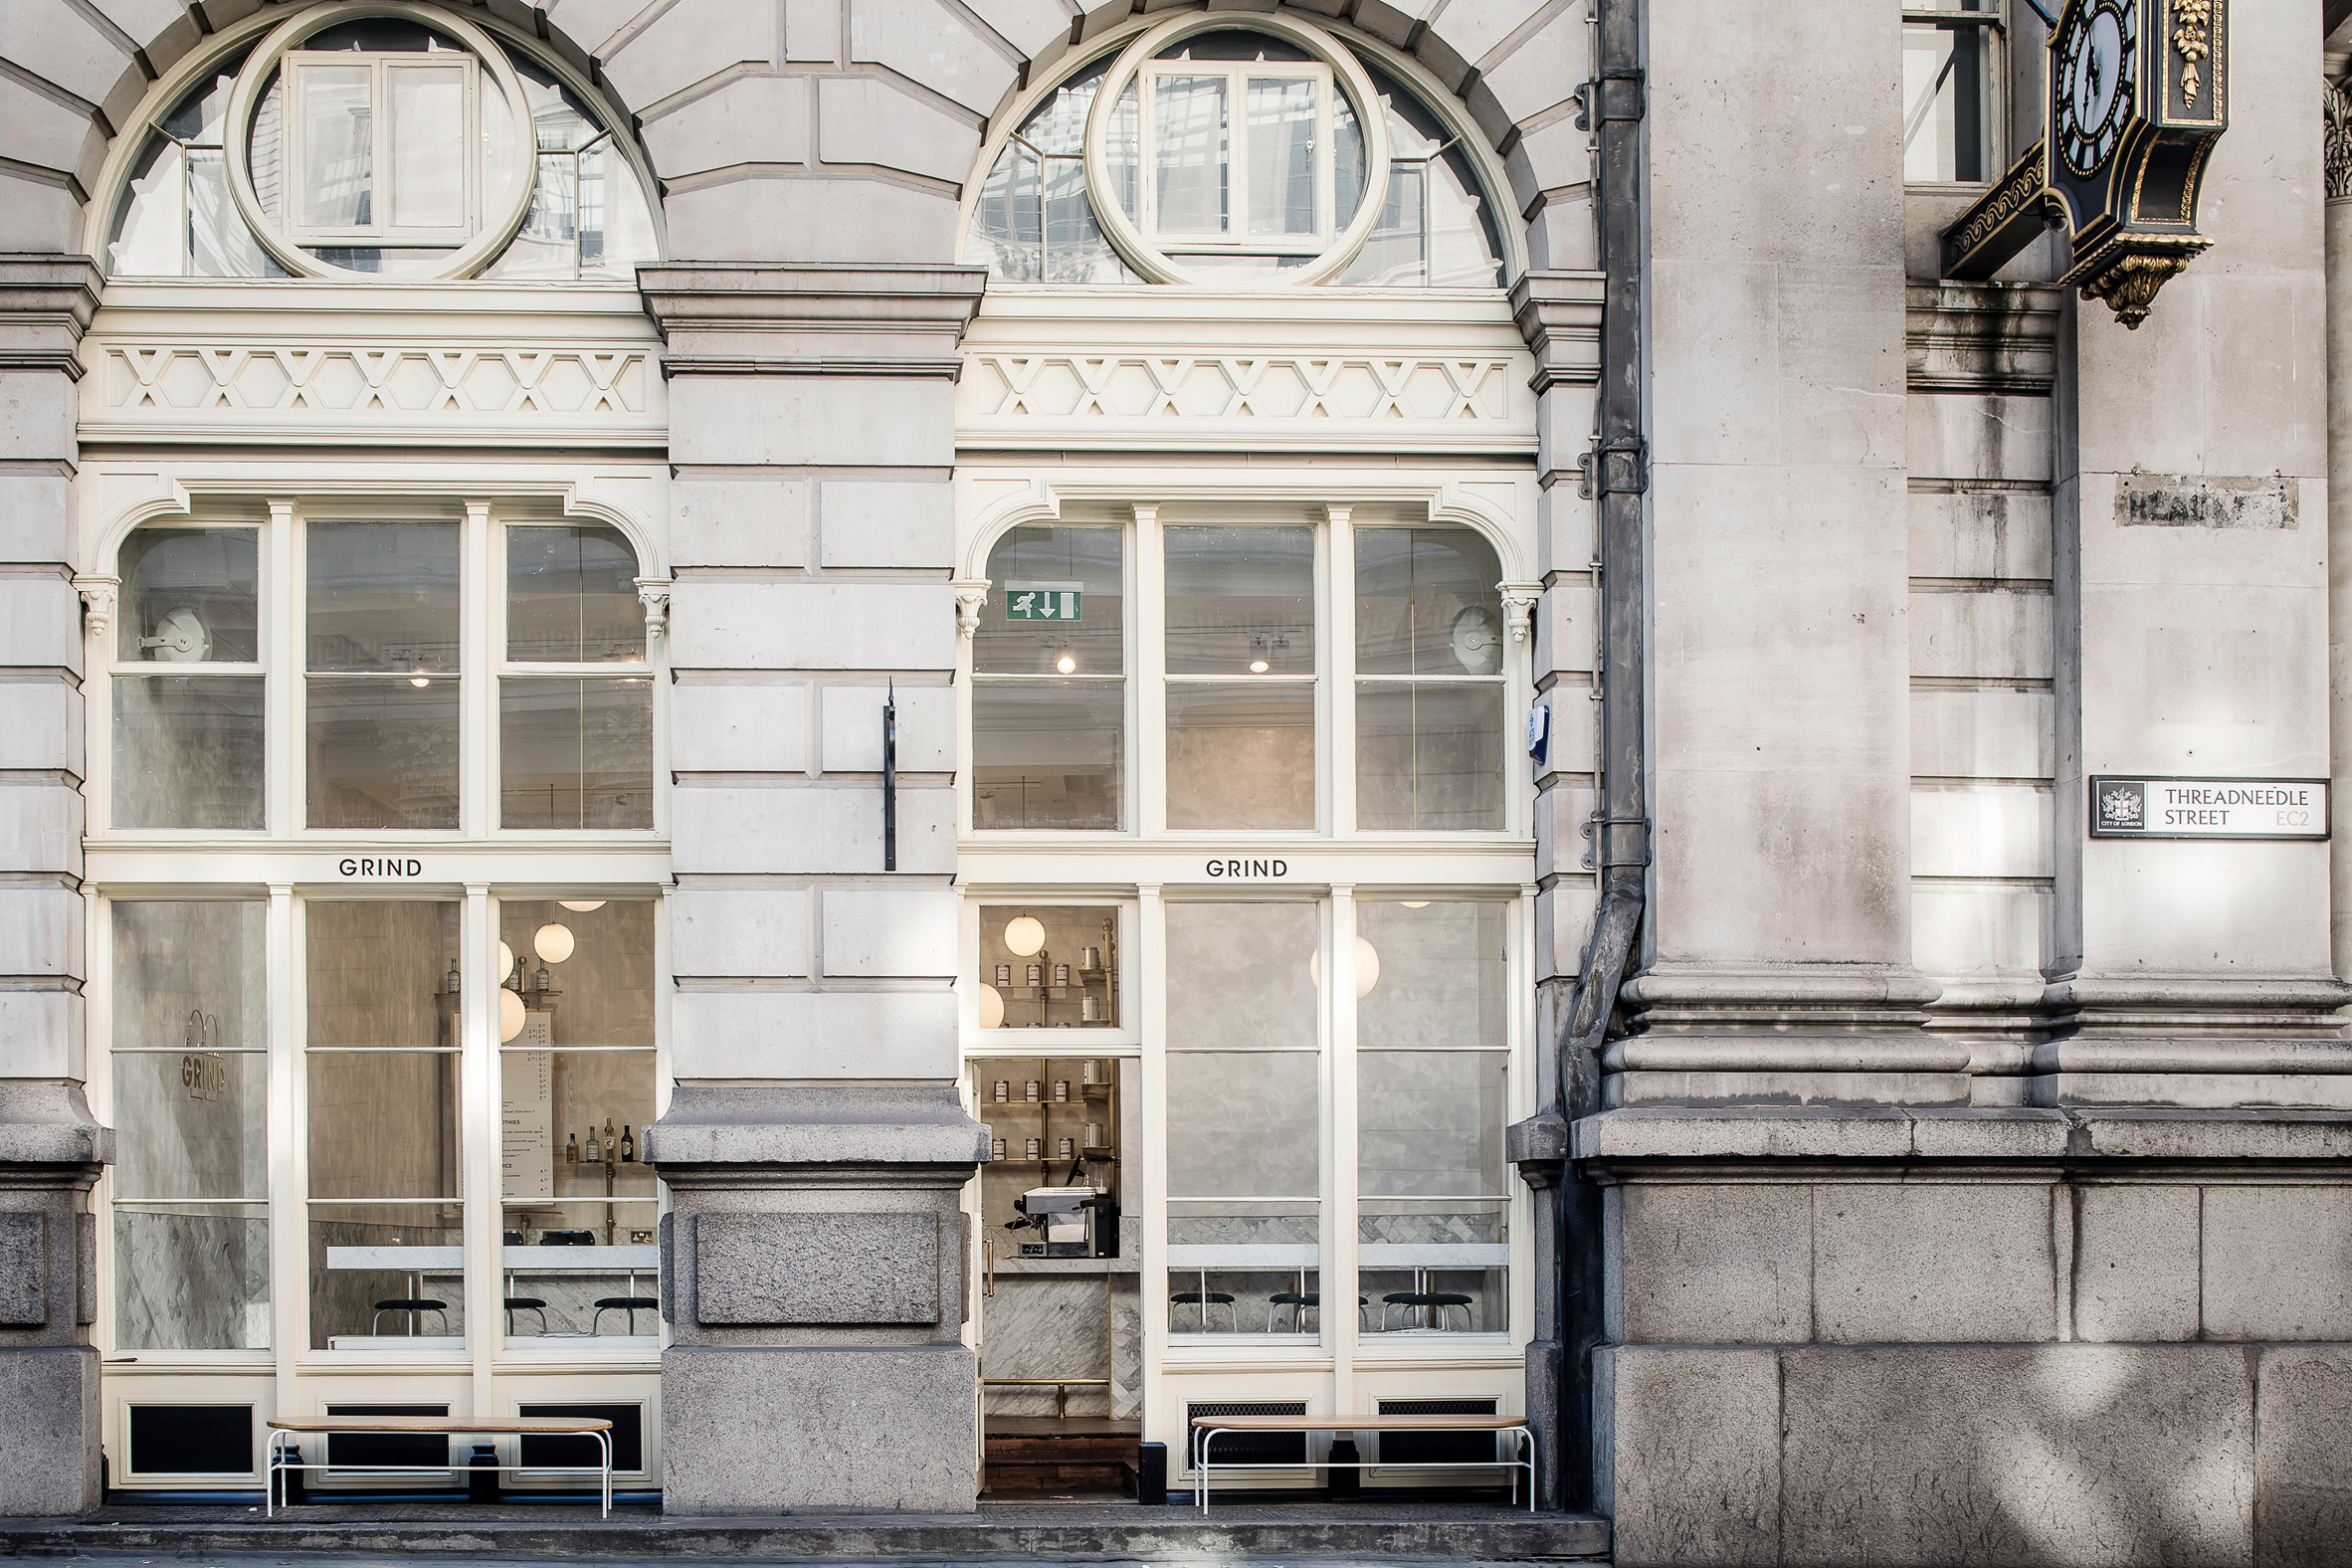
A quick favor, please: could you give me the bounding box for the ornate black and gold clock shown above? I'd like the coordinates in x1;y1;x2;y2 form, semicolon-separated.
1943;0;2227;329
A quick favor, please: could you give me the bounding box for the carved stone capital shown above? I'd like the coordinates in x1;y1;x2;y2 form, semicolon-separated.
1499;583;1542;643
952;579;990;641
72;578;116;648
2327;77;2352;201
636;578;671;645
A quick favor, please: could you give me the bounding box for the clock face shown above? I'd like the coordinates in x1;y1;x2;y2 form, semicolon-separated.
2055;0;2138;175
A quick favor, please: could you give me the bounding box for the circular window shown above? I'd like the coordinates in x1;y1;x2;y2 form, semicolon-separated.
1080;14;1392;287
221;2;538;280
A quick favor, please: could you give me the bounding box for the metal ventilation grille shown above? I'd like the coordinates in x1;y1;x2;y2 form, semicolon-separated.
1376;1397;1498;1468
1187;1400;1308;1470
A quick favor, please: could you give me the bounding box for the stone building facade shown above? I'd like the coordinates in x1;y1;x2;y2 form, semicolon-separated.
0;0;2347;1561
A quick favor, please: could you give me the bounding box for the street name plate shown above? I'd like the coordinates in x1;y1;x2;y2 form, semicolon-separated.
2089;776;2330;841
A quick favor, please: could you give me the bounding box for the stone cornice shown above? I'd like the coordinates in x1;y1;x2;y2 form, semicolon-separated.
637;262;988;378
1904;281;2064;395
0;255;103;381
1506;269;1605;392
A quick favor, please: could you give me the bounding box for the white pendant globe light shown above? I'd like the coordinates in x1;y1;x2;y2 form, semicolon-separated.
1306;937;1383;998
533;922;576;964
498;987;527;1043
559;899;606;912
497;939;515;978
978;984;1006;1029
1003;916;1048;957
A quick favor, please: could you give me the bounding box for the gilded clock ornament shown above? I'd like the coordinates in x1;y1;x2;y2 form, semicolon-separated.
1941;0;2227;331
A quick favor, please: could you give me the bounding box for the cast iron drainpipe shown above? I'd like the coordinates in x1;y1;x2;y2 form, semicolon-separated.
1504;0;1647;1516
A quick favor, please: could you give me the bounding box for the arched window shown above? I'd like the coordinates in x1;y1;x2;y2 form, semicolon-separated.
105;5;659;281
108;507;655;834
966;17;1503;289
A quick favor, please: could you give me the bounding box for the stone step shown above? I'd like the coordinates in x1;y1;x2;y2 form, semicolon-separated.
0;1504;1612;1561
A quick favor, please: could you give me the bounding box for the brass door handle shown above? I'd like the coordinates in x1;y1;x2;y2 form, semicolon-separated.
983;1237;995;1298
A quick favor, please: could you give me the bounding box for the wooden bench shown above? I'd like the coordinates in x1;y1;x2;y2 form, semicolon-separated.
265;1416;614;1517
1188;1414;1535;1513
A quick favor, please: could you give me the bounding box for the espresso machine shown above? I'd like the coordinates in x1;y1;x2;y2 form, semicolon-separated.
1011;1187;1114;1258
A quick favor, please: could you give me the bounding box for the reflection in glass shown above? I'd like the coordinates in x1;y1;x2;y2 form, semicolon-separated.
506;525;644;662
307;677;460;829
119;527;260;665
1903;10;1991;183
1247;78;1317;236
973;684;1124;831
386;65;466;226
114;676;265;830
1165;525;1313;674
497;899;656;1331
110;901;270;1350
1166;683;1313;830
308;520;460;673
966;58;1137;284
977;526;1124;676
1334;64;1504;288
1356;901;1507;1049
1356;683;1503;831
306;899;464;1348
1166;901;1316;1051
1167;1048;1318;1338
1154;75;1227;233
498;678;654;830
977;905;1119;1029
295;64;374;228
1355;528;1501;676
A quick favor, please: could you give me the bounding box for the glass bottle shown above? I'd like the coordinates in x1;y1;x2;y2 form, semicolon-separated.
446;959;461;995
585;1125;600;1161
566;1129;579;1164
621;1124;635;1162
603;1116;617;1164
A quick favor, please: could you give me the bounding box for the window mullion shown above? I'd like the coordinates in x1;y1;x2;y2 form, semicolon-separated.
270;499;298;835
1134;502;1167;837
463;500;492;836
1326;888;1358;1382
1327;506;1354;838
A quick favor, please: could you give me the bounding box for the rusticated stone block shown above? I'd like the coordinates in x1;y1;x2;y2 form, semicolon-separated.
2254;1346;2352;1568
695;1211;939;1325
0;1212;45;1326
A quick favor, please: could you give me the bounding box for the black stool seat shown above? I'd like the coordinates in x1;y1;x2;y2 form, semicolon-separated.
503;1295;547;1308
1170;1290;1235;1304
592;1295;660;1334
1383;1290;1473;1306
370;1297;450;1333
1268;1292;1371;1306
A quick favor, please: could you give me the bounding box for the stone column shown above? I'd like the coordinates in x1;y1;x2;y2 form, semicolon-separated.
1624;0;1945;1103
2046;4;2350;1091
2327;75;2352;984
638;264;989;1513
0;256;108;1515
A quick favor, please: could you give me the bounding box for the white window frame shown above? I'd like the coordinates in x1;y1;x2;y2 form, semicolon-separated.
1901;2;2008;188
1136;56;1340;255
963;502;1527;843
281;49;484;248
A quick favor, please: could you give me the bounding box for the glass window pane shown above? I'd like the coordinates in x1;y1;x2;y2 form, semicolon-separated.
497;899;657;1322
1339;162;1426;286
1357;901;1507;1050
1166;901;1316;1051
306;1052;458;1200
1334;85;1365;228
970;140;1042;282
294;63;374;228
307;520;460;673
306;676;460;829
309;1203;465;1347
1355;527;1502;677
497;677;654;830
1166;525;1314;675
1355;682;1503;832
188;146;280;277
972;681;1124;831
1107;81;1140;222
977;904;1119;1029
1246;77;1317;236
977;525;1124;676
1168;1051;1318;1338
1357;1052;1505;1196
1153;74;1227;233
1903;20;1990;182
119;527;260;664
114;676;265;830
386;63;467;227
506;524;644;662
1166;683;1313;830
109;900;270;1352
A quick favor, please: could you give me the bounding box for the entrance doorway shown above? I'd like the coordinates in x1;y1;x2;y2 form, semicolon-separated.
968;1054;1140;1495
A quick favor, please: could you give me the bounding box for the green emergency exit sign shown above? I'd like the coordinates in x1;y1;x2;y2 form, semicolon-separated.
1005;585;1081;621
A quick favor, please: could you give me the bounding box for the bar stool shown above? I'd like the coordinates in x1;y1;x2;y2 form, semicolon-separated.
1265;1291;1371;1332
371;1297;449;1334
1381;1290;1474;1331
504;1295;548;1334
1169;1289;1236;1332
592;1295;659;1334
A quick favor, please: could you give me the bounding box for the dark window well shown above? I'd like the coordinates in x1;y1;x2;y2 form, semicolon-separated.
127;1404;254;1474
519;1403;644;1471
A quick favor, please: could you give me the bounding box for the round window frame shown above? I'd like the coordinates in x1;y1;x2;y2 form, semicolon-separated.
1080;13;1393;289
222;1;538;283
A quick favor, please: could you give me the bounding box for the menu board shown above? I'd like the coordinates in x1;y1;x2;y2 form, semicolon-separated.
500;1027;553;1202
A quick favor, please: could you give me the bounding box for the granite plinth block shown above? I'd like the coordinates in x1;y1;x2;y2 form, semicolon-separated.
695;1212;940;1326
